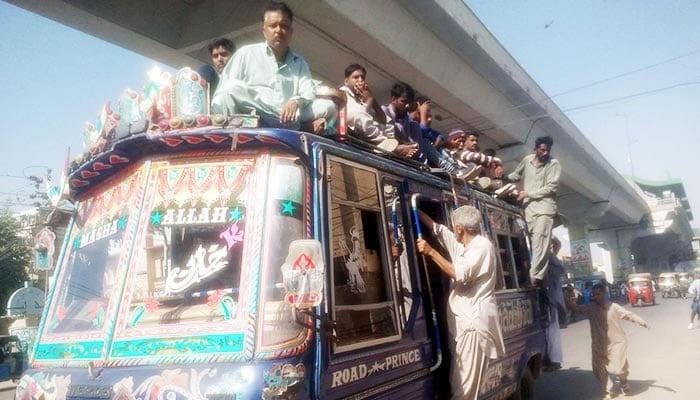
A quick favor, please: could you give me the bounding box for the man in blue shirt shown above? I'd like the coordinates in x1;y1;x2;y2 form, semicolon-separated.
381;82;480;180
212;2;335;131
409;95;444;147
198;38;235;98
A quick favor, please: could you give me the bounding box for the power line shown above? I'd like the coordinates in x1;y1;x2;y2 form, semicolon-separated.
562;81;700;113
550;49;700;99
457;48;700;134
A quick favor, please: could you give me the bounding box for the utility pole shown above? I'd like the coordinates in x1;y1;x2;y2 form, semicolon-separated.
615;113;635;176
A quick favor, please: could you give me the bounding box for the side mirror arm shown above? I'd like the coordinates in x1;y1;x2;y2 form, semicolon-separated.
294;308;338;342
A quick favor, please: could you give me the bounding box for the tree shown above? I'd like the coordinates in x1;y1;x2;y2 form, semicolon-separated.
0;210;31;316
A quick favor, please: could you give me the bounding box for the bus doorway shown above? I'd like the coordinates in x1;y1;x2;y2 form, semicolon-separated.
411;196;453;400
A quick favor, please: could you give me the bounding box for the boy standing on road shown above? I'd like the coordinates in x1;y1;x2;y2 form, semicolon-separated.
567;283;649;399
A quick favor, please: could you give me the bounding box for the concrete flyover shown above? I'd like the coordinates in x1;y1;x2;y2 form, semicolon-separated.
9;0;649;231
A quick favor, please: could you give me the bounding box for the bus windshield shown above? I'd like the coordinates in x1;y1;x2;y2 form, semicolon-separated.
43;170;147;336
40;155;308;358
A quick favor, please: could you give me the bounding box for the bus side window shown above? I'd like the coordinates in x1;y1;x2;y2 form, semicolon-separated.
509;216;531;287
486;207;514;290
496;234;516;289
328;159;400;352
511;234;531;288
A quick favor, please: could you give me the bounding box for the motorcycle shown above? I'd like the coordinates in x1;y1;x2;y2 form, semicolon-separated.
0;335;26;382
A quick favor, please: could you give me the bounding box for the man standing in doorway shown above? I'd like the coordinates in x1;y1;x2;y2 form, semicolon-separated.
416;206;505;399
508;135;561;284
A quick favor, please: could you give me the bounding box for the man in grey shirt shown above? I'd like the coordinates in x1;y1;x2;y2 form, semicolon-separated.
507;136;561;284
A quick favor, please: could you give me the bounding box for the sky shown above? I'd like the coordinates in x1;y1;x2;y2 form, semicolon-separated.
1;2;698;235
0;2;169;211
464;0;700;230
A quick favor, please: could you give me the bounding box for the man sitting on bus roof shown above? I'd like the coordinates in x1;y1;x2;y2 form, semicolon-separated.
409;95;445;147
198;38;235;99
444;130;504;179
211;1;335;133
381;82;479;180
340;64;418;156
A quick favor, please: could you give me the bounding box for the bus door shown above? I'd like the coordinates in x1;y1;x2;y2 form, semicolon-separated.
318;156;433;399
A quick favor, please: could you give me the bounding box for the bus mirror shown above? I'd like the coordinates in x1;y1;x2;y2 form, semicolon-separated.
281;240;325;309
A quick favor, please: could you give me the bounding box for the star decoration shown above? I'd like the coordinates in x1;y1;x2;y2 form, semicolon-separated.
151;210;163;225
281;200;296;216
229;207;244;221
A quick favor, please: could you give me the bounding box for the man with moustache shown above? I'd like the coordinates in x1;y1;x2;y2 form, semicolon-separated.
212;1;335;131
340;63;418;156
416;206;505;398
381;82;476;179
507;136;561;284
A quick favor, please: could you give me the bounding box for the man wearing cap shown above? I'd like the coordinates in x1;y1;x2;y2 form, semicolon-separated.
340;64;418;156
444;130;504;177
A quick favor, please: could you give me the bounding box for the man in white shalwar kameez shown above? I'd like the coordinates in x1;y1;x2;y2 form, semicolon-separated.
416;206;505;399
568;283;649;399
211;2;335;131
544;237;566;371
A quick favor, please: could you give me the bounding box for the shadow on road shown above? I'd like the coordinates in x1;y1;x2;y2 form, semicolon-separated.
626;379;675;397
535;366;669;400
534;367;600;399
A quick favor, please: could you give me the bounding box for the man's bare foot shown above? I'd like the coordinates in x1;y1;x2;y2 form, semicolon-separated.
312;118;327;134
395;143;419;158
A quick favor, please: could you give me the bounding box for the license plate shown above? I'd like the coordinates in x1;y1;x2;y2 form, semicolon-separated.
67;384;113;399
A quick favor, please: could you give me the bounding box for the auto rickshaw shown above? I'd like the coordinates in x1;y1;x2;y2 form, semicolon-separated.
677;272;692;298
628;273;655;306
0;335;26;382
658;272;683;298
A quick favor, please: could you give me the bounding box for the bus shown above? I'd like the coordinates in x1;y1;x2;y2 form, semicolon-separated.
16;68;545;400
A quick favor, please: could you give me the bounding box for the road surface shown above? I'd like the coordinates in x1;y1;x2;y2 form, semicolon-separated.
534;295;699;399
1;295;698;399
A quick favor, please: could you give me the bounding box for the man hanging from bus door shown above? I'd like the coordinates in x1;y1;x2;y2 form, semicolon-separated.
415;206;505;399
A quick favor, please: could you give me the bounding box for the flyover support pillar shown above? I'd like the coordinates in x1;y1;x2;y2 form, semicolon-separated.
568;224;593;276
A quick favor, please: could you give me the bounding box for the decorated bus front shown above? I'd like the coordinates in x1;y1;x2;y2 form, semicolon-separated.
17;152;319;400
